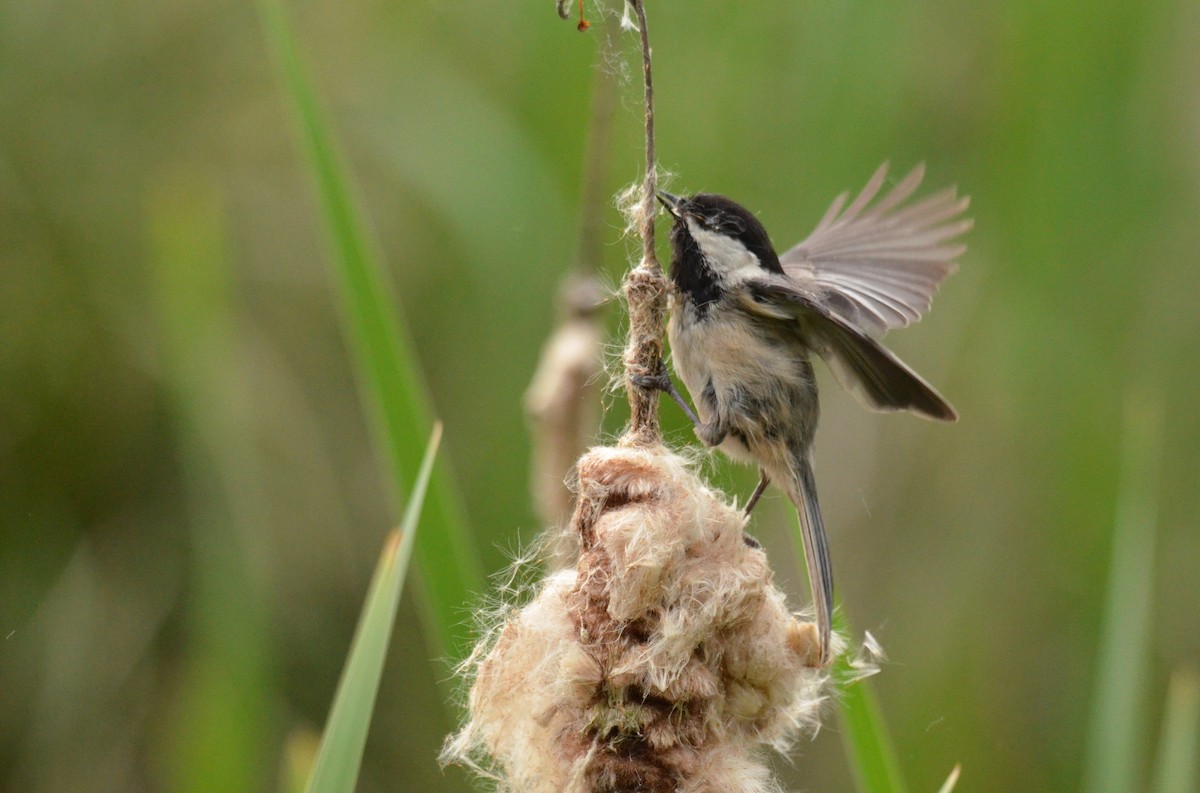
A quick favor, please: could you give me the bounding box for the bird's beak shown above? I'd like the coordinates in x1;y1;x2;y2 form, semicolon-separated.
656;191;683;218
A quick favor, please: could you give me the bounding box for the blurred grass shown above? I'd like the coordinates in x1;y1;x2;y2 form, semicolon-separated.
257;0;482;661
935;766;961;793
283;729;321;793
2;0;1199;791
1083;394;1162;793
832;623;910;793
1151;668;1199;793
304;425;441;793
146;175;276;792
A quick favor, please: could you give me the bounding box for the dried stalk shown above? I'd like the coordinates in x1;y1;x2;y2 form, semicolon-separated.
619;0;670;447
524;277;605;548
525;17;618;548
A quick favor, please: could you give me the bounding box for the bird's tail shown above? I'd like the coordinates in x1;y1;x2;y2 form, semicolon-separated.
783;454;834;665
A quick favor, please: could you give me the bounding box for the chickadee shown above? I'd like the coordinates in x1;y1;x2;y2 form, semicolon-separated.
648;163;970;664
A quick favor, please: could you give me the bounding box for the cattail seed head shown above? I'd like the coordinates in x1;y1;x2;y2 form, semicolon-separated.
443;444;834;792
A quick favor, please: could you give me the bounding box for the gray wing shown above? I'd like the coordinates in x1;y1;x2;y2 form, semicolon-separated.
738;279;957;422
780;162;971;338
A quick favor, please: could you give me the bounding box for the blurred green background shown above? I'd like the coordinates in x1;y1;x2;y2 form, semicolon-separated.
2;0;1198;791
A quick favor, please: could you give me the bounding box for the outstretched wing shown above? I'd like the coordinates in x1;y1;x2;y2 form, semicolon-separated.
780;162;971;338
737;278;957;422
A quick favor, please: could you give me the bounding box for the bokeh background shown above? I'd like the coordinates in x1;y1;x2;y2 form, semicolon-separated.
2;0;1198;791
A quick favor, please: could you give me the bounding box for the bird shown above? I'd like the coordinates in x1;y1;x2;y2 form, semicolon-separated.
645;163;970;664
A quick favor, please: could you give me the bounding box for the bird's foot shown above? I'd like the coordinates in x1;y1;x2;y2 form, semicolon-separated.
632;365;701;427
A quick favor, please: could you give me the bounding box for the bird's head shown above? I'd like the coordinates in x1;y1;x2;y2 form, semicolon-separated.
657;191;783;307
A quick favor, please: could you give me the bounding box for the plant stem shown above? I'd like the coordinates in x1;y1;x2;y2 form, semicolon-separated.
621;0;670;445
630;0;658;267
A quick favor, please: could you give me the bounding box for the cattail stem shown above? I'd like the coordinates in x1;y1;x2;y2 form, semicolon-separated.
621;0;671;446
630;0;657;266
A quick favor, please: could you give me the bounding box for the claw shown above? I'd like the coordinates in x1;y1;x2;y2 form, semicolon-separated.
744;470;770;516
632;366;701;427
631;370;673;392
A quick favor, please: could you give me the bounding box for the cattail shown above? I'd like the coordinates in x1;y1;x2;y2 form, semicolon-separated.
524;275;607;565
443;443;835;792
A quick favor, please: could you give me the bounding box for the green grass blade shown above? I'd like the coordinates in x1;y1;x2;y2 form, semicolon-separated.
1082;394;1163;793
836;675;909;793
787;505;909;793
831;613;910;793
304;424;443;793
257;0;483;659
1151;668;1199;793
934;764;961;793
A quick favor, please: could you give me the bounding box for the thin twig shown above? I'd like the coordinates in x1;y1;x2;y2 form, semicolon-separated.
621;0;670;446
631;0;657;269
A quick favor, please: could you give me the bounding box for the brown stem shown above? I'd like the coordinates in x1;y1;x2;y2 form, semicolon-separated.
631;0;657;266
621;0;670;446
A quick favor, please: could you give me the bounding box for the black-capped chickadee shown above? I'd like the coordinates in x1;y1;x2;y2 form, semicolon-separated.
646;163;970;664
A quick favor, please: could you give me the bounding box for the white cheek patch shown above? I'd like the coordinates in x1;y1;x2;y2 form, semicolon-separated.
686;221;762;285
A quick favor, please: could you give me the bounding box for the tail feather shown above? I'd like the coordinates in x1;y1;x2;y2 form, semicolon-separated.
787;456;834;664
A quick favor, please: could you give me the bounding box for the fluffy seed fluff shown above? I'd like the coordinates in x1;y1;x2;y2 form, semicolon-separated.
442;444;838;793
614;171;675;245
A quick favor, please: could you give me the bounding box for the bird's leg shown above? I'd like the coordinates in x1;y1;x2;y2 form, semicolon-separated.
693;419;728;448
635;365;731;451
744;469;770;516
632;364;701;427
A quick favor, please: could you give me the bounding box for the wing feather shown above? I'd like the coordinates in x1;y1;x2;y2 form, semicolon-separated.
737;279;957;421
781;163;971;337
